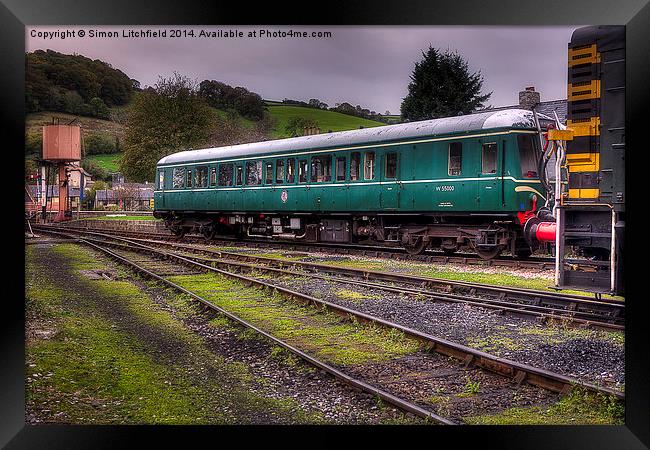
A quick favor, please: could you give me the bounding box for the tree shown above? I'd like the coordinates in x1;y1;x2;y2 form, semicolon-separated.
89;97;110;119
120;73;215;182
198;80;265;120
284;117;319;137
400;47;491;121
81;160;109;181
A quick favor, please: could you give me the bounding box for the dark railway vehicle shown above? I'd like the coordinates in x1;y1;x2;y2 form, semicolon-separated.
154;108;555;259
523;25;625;296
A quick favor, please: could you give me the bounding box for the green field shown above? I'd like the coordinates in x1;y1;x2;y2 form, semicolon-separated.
267;105;385;138
84;153;121;173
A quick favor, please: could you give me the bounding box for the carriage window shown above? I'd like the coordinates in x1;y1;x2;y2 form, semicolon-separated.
196;166;208;188
265;162;274;184
286;158;295;183
246;161;262;185
159;170;165;190
298;159;308;183
236;166;243;185
186;169;193;188
336;157;346;181
311;155;332;182
482;143;497;174
210;167;217;187
385;152;398;179
218;163;234;186
364;151;375;180
448;142;462;176
517;134;538;177
276;160;284;184
350;152;361;181
172;167;185;188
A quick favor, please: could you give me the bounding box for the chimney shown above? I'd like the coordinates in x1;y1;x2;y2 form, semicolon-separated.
519;86;541;110
303;126;321;136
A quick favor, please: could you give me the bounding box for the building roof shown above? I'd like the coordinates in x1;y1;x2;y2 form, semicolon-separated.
534;100;567;123
28;185;80;198
480;99;567;124
96;188;154;201
158;108;554;166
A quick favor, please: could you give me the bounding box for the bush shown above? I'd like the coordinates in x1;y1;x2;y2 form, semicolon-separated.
25;133;42;156
84;133;117;155
81;160;109;181
89;97;110;119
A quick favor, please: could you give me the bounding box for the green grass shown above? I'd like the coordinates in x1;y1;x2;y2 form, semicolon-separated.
166;273;420;366
25;243;325;424
212;108;257;129
83;153;121;173
464;387;624;425
267;105;385;138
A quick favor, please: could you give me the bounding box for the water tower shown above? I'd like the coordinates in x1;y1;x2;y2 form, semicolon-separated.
41;123;81;222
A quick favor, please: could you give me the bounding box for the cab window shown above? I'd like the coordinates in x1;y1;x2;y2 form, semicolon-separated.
517;134;538;177
186;169;193;188
172;167;185;188
385;152;398;179
364;151;375;180
159;170;165;190
235;166;243;186
481;143;497;174
311;155;332;182
265;162;274;184
276;160;285;184
298;160;308;183
246;161;262;185
350;152;361;181
336;157;346;182
448;142;462;176
210;167;217;187
196;166;208;188
286;158;296;183
218;163;233;186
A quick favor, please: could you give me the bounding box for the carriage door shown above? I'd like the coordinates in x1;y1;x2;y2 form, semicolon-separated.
381;151;400;209
477;141;500;211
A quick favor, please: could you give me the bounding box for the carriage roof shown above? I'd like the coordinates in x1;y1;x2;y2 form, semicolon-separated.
157;108;551;166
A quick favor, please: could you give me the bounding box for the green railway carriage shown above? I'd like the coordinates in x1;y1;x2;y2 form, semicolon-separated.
154;108;553;259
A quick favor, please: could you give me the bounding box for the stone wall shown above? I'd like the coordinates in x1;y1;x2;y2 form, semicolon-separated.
60;219;166;233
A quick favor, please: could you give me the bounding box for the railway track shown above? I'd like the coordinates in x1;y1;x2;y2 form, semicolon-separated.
37;225;625;331
33;226;625;421
52;223;565;270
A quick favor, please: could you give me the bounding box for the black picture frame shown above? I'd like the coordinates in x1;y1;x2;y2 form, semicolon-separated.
3;0;648;447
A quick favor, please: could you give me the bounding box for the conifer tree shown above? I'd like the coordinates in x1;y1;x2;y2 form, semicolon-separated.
400;47;491;121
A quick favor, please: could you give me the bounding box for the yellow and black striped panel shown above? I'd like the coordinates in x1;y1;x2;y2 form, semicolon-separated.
568;44;600;67
567;80;600;102
567;40;602;200
567;117;600;136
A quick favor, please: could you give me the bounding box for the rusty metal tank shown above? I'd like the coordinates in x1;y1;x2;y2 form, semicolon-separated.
42;125;81;161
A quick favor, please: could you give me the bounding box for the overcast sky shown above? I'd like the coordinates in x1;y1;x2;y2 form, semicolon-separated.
26;25;579;114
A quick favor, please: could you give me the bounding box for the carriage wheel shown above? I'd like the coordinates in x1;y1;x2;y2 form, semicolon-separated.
403;237;427;255
202;225;217;242
475;246;502;260
171;227;186;239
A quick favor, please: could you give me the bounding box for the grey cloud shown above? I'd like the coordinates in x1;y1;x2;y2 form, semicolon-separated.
27;25;578;114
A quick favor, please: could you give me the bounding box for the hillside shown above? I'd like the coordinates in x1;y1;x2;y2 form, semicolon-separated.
26;103;391;180
267;105;385;138
26;111;126;140
27;103;388;148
